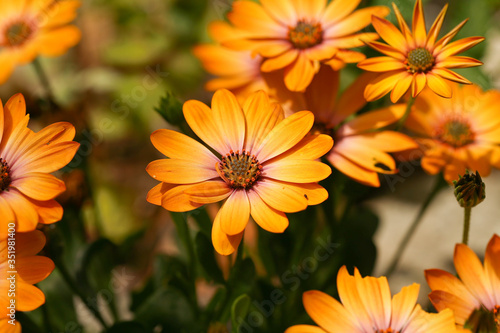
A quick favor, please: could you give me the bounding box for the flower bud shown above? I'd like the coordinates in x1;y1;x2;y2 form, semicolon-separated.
453;170;485;208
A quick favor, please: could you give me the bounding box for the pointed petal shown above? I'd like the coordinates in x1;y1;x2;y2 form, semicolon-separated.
363;41;406;61
426;4;448;48
436;37;485;61
364;71;408;101
437;56;483;69
411;73;427;97
212;211;244;255
212;89;246;151
150;129;218;165
257;111;314;162
434;19;468;52
431;68;471;84
326;6;390;38
390;74;413;103
390;283;419;329
357;56;406;72
252;178;308;213
371;15;408;52
146;159;218;184
284;53;316;92
321;0;362;27
392;3;414;47
219;190;250;235
247;190;288;233
426;73;452;98
412;0;427;46
328;151;380;187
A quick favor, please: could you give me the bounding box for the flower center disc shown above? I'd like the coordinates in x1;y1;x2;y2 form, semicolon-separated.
217;150;262;189
406;47;434;73
288;20;323;49
4;21;34;47
0;158;12;192
437;120;474;148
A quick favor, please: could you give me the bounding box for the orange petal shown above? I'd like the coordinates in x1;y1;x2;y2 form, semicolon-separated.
411;72;427;97
333;139;396;174
371;15;408;52
340;104;406;135
279;182;328;205
284;53;316;92
17;256;54;284
256;111;314;162
183;100;229;155
0;318;21;333
3;190;38;232
484;235;500;303
436;36;485;61
427;290;474;326
14;141;80;174
303;65;339;124
353;131;417;153
390;283;419;330
12;173;65;201
227;0;287;37
322;0;362;28
412;0;427;46
431;68;471;84
267;134;333;161
305;43;338;61
292;0;326;21
261;49;299;72
353;270;392;329
334;50;366;64
219;190;250;235
146;159;218;184
212;210;244;255
328;32;379;48
184;180;232;204
29;199;63;224
426;73;452;98
36;25;81;57
263;159;331;183
437;56;483;69
252;178;308;213
326;6;390;38
433;19;468;52
334;72;375;125
390;74;413;103
285;325;326;333
302;290;360;332
363;41;405;61
454;243;496;309
247;190;288;233
254;40;292;58
15;230;46;257
425;4;448;48
391;3;414;47
38;0;81;29
159;184;204;212
212;89;246;151
14;282;45;311
260;0;297;26
150;129;218;165
327;151;380;187
357;56;405;72
243;91;284;152
364;71;408;101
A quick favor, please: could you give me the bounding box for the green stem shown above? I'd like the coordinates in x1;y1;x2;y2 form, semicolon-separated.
462;207;471;245
396;95;416;131
384;175;448;277
32;58;59;112
54;258;109;330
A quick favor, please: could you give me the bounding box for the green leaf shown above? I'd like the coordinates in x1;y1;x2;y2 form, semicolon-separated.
195;232;225;284
155;93;184;126
135;286;197;332
231;294;251;333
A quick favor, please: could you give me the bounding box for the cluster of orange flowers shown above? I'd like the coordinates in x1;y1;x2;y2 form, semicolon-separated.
0;0;498;332
0;1;81;332
146;0;499;331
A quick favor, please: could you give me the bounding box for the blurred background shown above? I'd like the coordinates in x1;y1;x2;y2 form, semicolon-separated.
2;0;500;331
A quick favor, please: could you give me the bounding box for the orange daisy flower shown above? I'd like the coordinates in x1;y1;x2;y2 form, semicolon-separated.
146;89;332;255
0;230;54;331
402;84;500;183
286;265;459;333
194;22;267;103
425;234;500;331
221;0;389;92
269;65;417;187
0;0;81;83
0;94;80;237
358;0;484;103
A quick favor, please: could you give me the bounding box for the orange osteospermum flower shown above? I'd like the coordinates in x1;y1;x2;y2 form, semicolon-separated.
0;0;81;84
425;234;500;330
146;89;332;255
222;0;389;92
193;22;267;103
358;0;484;103
269;65;417;187
0;94;80;237
286;266;460;333
403;84;500;183
0;230;54;326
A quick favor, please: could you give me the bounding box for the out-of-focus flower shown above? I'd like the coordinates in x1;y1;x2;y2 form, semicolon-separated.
270;65;417;187
358;0;484;102
286;265;459;333
0;0;81;83
425;234;500;331
146;89;332;255
193;22;267;103
403;84;500;183
0;230;54;328
0;94;80;237
219;0;389;92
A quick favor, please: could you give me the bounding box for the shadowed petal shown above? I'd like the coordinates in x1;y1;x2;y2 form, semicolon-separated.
247;190;288;233
212;211;244;255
